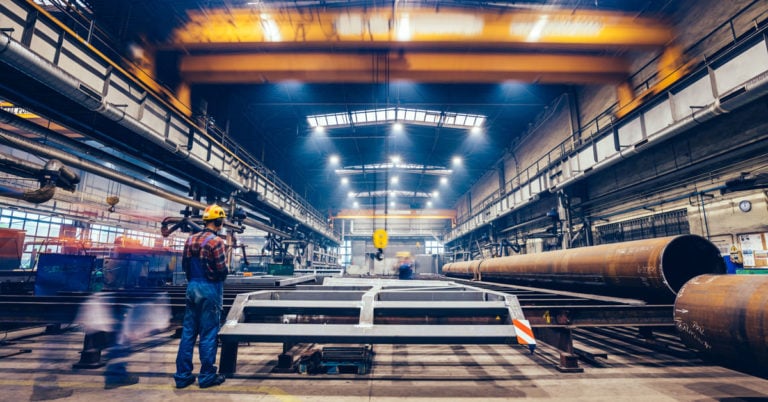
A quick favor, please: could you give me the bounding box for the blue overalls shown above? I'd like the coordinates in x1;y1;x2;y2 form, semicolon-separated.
398;261;413;280
174;234;224;388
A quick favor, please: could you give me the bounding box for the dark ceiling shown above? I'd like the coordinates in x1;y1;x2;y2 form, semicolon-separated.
72;0;681;213
194;82;568;211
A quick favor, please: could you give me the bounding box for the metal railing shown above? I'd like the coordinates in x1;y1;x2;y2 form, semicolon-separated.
450;0;768;239
12;0;335;239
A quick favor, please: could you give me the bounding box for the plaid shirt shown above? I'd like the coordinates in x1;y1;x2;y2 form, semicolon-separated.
182;228;227;281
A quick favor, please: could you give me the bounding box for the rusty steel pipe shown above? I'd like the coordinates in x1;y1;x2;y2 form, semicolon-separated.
443;235;725;301
674;274;768;375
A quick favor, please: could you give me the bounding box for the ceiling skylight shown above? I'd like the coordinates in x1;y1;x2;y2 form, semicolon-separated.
307;107;485;130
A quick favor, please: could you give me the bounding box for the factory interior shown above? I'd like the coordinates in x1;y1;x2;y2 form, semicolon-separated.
0;0;768;400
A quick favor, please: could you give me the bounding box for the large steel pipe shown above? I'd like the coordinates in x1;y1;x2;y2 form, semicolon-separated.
443;235;725;301
674;274;768;375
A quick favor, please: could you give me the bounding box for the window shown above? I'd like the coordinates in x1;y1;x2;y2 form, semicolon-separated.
425;240;444;255
0;207;183;269
595;209;689;245
340;240;352;266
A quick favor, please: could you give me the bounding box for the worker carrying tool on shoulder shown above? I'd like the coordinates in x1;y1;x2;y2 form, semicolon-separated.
174;204;228;389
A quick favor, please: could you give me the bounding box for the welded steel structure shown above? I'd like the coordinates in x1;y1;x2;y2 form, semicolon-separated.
218;278;534;374
443;235;725;301
674;274;768;375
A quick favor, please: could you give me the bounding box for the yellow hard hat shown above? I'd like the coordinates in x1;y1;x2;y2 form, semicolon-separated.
202;204;226;221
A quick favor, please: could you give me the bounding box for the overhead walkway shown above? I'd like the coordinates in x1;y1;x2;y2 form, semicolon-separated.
0;0;338;244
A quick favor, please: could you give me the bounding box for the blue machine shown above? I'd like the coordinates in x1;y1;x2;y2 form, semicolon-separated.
34;253;95;295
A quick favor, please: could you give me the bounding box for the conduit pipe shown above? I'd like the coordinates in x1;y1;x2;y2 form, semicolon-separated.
0;127;206;210
0;32;337;241
0;32;245;193
0;127;287;234
0;182;55;204
674;274;768;375
443;235;725;301
0;108;187;192
0;154;80;203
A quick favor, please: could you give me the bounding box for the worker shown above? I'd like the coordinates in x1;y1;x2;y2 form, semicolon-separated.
397;252;414;280
174;204;229;389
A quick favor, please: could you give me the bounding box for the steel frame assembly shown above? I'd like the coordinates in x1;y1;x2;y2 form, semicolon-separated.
218;278;531;375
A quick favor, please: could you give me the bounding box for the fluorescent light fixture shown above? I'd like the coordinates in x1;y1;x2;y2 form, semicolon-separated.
260;13;282;42
526;15;549;42
36;0;90;9
307;107;485;130
397;13;412;41
336;163;452;175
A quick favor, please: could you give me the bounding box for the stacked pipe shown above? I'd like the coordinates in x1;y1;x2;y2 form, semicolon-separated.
674;274;768;376
443;235;725;301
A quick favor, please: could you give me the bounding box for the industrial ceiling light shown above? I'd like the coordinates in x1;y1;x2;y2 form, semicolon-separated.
452;156;463;166
397;13;412;41
336;163;451;175
314;125;325;134
432;190;440;198
526;15;549;42
329;155;340;165
470;126;482;135
427;201;433;207
391;176;399;184
393;122;404;132
391;155;402;165
353;201;359;208
440;177;448;185
307;108;485;130
347;191;354;198
260;13;282;42
340;177;349;185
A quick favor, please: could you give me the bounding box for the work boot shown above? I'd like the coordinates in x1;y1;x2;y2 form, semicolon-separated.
175;375;196;389
198;374;226;388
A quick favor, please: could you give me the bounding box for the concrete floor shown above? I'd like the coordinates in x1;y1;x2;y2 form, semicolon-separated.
1;326;767;401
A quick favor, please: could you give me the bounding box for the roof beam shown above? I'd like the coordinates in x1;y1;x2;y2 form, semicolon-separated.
180;52;629;84
335;209;456;220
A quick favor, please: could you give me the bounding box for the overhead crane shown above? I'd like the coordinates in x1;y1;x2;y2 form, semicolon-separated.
151;4;684;117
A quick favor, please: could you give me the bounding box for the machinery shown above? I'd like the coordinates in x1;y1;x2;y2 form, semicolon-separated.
101;237;181;289
0;228;25;270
